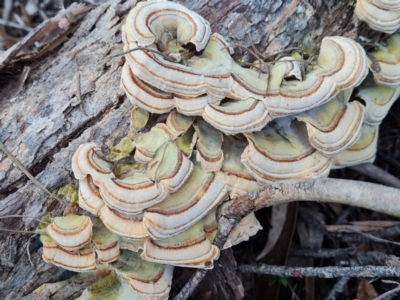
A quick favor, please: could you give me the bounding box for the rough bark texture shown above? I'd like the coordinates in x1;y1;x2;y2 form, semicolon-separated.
0;0;384;298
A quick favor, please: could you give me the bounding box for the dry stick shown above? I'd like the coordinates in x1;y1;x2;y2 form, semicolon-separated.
350;163;400;189
334;225;400;244
112;47;176;62
0;215;50;225
290;247;357;259
174;269;208;300
76;73;86;115
246;33;266;60
221;44;267;74
0;19;32;31
175;178;400;300
0;141;71;208
263;47;302;60
237;265;400;278
242;59;316;66
325;277;350;300
26;238;33;266
0;228;38;234
376;281;400;300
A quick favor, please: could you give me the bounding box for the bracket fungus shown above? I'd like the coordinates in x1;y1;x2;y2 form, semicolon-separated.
36;1;400;299
265;36;368;118
241;119;332;183
295;95;365;156
143;158;227;239
194;120;224;172
368;35;400;86
125;0;211;51
113;251;174;299
355;0;400;33
90;218;121;264
41;235;97;272
357;82;400;126
121;3;368;136
332;124;379;168
46;215;93;251
142;221;220;269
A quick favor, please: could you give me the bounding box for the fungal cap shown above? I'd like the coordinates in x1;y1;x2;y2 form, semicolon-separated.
223;212;263;249
125;0;211;51
241;119;331;183
41;235;96;272
141;222;220;269
368;34;400;86
98;173;169;215
146;142;194;193
296;96;365;156
166;110;195;138
76;268;142;300
71;143;113;181
202;98;271;135
194;120;224;172
134;124;173;163
143;159;227;239
357;83;400;125
175;127;198;157
355;0;400;33
220;136;261;198
78;175;105;215
266;36;368;118
124;34;233;102
98;204;150;239
91;218;120;264
46;215;93;251
113;250;173;300
332;124;378;168
130;106;150;133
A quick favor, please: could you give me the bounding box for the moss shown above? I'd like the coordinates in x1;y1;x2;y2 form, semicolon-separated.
113;162;146;178
109;136;135;162
57;183;78;205
87;269;121;296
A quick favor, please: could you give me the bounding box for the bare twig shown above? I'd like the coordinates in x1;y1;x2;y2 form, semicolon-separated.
173;270;207;300
350;163;400;189
264;47;302;60
290;247;357;259
0;215;50;225
0;141;71;208
374;282;400;300
325;277;350;300
246;33;266;60
238;264;400;278
0;19;33;32
112;47;176;62
0;228;38;234
221;44;267;73
335;225;400;244
26;238;33;266
76;73;86;115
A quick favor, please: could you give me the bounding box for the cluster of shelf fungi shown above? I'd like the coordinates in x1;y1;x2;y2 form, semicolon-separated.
34;0;400;299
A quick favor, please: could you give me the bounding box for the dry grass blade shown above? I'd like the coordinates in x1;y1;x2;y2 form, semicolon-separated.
0;141;72;208
0;215;50;225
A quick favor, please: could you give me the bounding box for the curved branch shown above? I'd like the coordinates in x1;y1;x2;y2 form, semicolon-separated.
175;178;400;300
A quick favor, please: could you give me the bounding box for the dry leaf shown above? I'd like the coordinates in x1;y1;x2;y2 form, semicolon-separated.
357;280;378;300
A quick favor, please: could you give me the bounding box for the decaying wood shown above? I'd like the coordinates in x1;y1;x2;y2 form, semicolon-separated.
0;0;392;298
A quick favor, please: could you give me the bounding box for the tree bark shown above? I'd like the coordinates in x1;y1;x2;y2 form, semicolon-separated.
0;0;386;298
